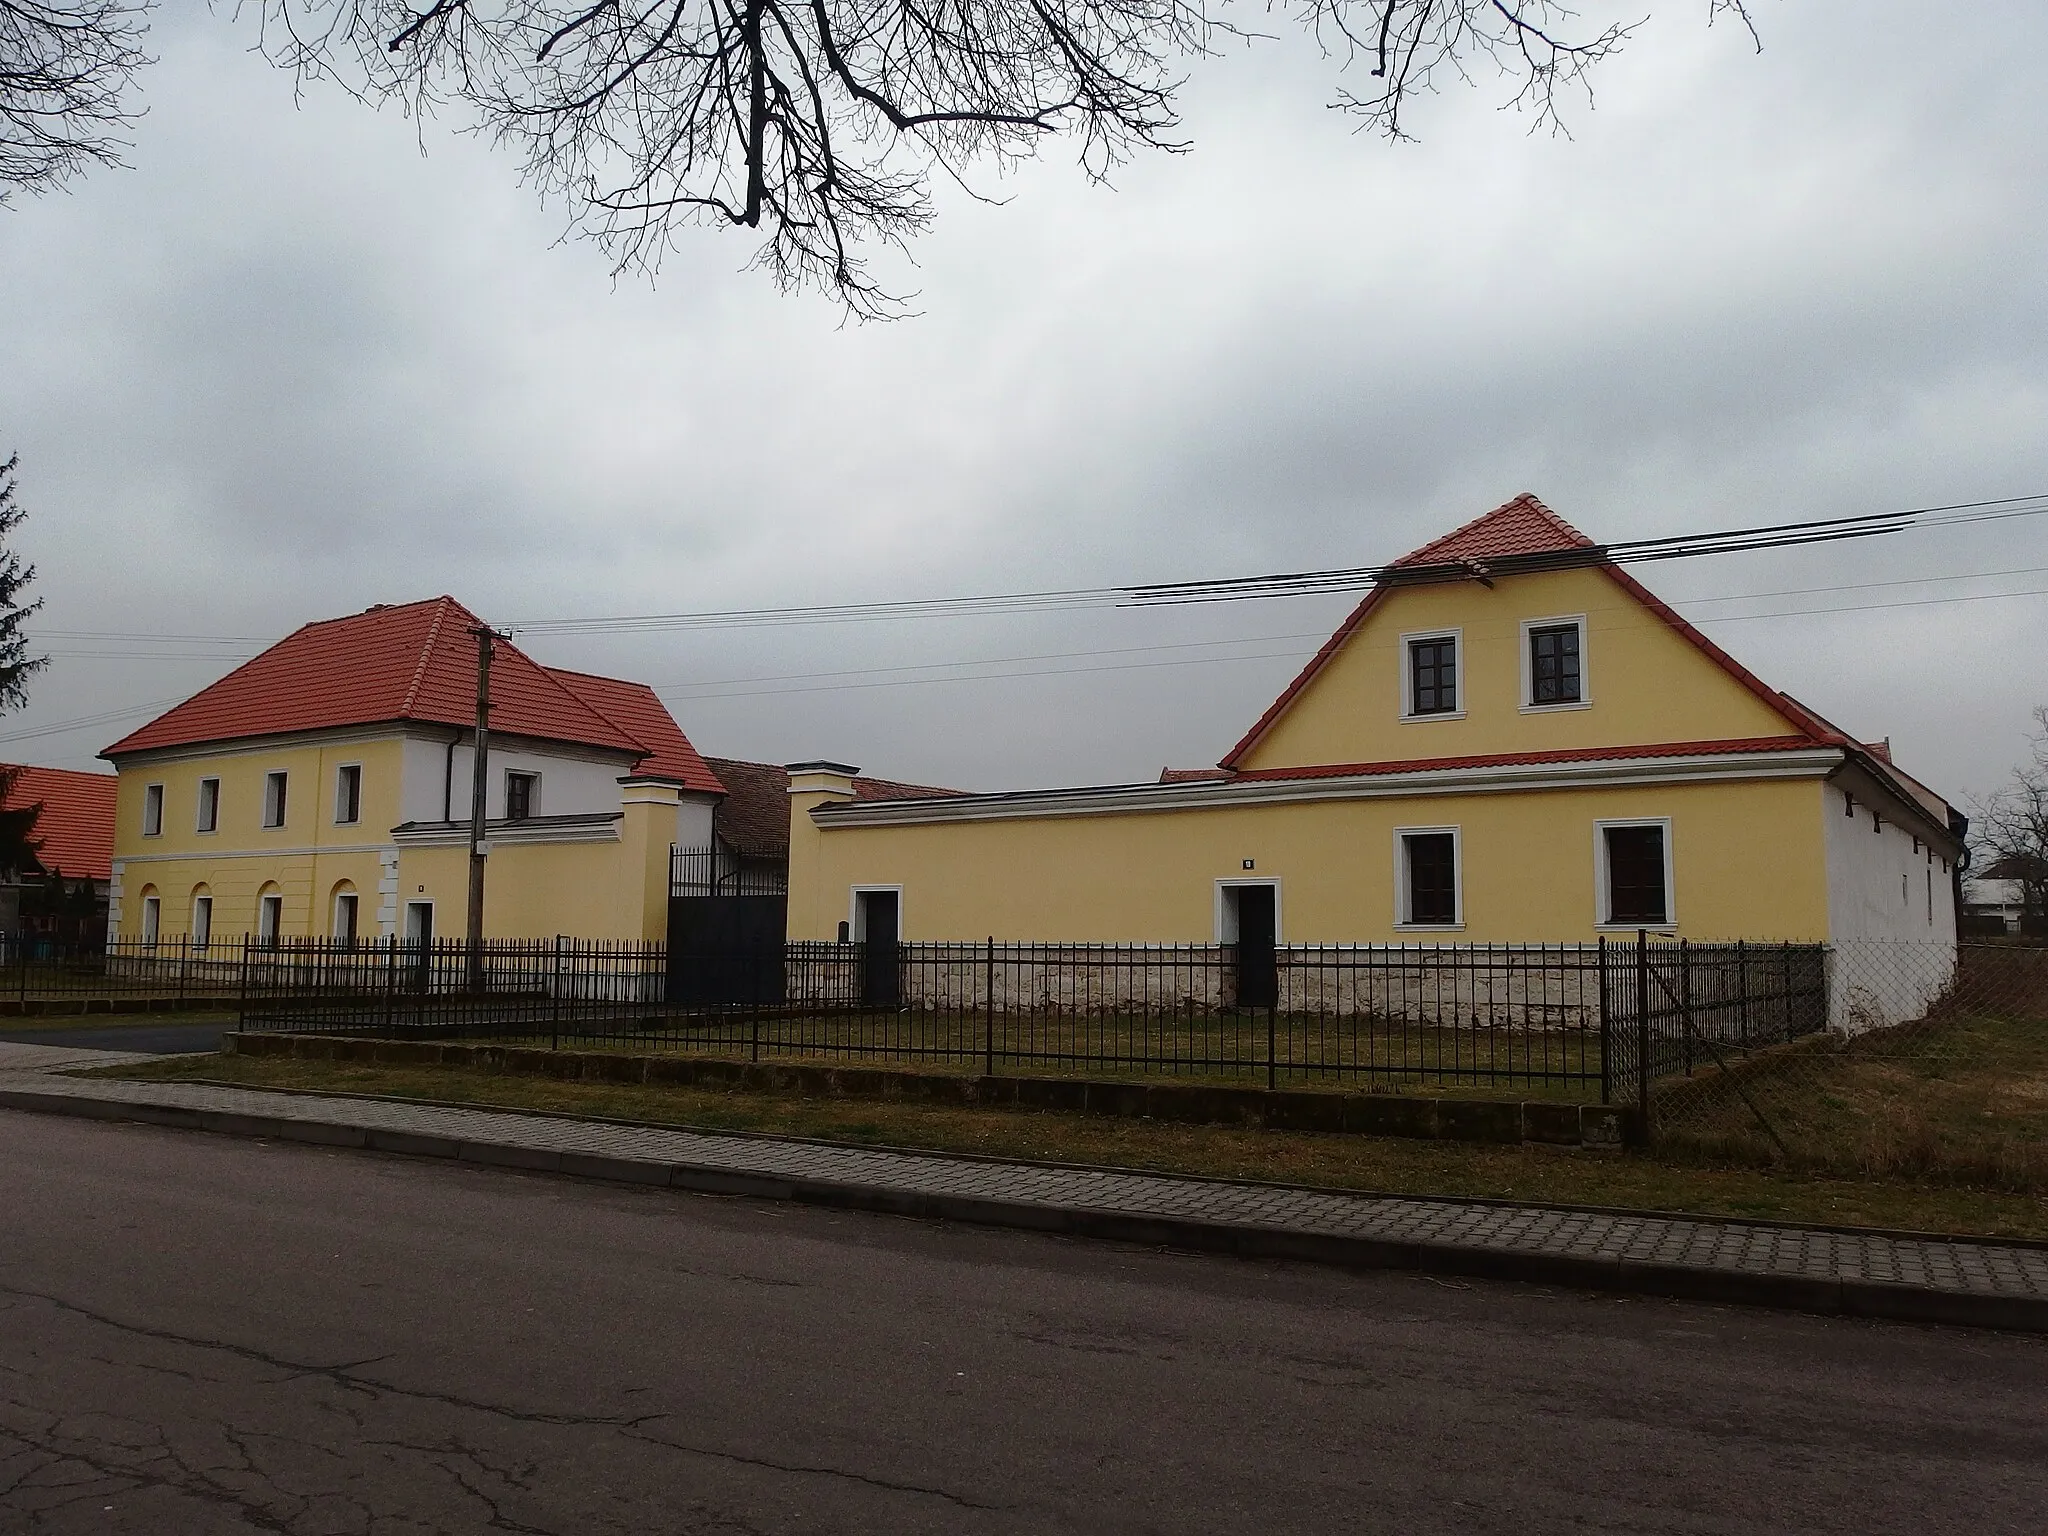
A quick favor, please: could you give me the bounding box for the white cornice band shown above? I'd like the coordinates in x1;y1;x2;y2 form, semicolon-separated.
813;748;1855;828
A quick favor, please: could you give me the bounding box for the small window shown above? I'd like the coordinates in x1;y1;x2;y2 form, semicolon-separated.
257;892;283;946
196;777;220;833
333;891;359;944
192;894;213;950
263;771;288;829
1603;823;1669;926
334;764;362;826
1398;830;1460;927
1406;635;1459;717
505;770;539;822
140;893;161;946
1526;621;1583;706
142;783;164;837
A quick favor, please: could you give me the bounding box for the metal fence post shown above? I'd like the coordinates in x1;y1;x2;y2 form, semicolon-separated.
1266;1004;1277;1092
177;935;189;1009
382;937;398;1036
551;935;565;1052
1597;934;1611;1105
1679;937;1694;1078
237;934;251;1029
1635;929;1651;1134
1736;937;1749;1047
984;935;995;1079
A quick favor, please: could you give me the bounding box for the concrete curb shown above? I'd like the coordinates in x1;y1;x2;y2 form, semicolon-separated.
5;1083;2043;1334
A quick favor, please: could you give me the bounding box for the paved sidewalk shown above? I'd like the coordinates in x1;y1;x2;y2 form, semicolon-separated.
0;1040;163;1074
3;1064;2045;1332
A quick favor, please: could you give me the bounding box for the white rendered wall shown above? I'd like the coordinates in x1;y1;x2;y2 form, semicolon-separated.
1822;783;1958;1030
399;731;637;824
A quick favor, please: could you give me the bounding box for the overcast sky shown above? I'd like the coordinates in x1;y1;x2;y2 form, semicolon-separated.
2;2;2045;804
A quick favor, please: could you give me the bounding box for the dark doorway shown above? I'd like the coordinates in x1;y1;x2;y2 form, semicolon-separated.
857;889;901;1007
1228;885;1277;1009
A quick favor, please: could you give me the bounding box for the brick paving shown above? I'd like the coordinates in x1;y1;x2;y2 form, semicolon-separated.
3;1063;2045;1323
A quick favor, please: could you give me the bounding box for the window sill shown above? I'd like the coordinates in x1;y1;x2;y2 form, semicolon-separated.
1519;700;1591;714
1395;922;1465;932
1596;922;1677;933
1399;711;1467;724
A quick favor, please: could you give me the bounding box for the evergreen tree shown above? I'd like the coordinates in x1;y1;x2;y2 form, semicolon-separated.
0;454;48;876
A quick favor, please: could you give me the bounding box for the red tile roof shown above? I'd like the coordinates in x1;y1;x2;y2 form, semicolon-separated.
703;758;963;858
1;765;116;881
102;597;675;766
1390;493;1596;567
545;669;725;794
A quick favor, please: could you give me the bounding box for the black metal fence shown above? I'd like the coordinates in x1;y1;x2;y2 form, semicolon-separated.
0;936;244;1010
235;933;1834;1102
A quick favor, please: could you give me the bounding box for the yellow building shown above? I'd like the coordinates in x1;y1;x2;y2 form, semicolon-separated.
102;597;726;945
785;497;1963;964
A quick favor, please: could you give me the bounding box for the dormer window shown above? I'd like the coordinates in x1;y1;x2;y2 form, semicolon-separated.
505;770;539;821
1401;630;1462;719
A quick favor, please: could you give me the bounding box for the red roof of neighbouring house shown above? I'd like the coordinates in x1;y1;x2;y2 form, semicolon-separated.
546;669;725;794
1219;494;1849;770
1389;492;1597;568
703;757;963;858
1;765;116;882
99;598;708;778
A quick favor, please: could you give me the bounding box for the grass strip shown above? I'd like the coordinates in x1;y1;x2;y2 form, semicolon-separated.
99;1051;2048;1242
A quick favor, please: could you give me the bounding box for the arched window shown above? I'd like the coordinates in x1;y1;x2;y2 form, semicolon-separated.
137;884;161;948
190;885;214;950
330;881;359;944
256;882;284;948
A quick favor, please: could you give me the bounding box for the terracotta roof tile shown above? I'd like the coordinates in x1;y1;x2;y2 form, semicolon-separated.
1;765;117;882
546;670;725;794
703;758;963;858
1389;492;1596;567
102;597;647;760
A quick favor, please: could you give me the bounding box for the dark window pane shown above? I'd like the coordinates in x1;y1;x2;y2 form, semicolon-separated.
1405;833;1458;924
1529;624;1582;705
1409;637;1458;715
506;773;536;821
1606;825;1667;924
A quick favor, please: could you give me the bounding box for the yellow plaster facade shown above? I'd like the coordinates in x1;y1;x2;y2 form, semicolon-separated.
787;554;1961;947
107;730;687;944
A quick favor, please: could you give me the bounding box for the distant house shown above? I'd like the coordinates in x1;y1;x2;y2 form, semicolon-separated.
784;496;1964;991
100;597;724;945
700;757;959;892
1963;855;2042;934
0;764;118;940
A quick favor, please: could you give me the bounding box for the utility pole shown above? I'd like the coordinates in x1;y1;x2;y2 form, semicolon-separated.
466;623;504;992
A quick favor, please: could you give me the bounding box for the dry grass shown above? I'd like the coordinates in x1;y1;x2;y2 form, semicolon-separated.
100;1050;2048;1242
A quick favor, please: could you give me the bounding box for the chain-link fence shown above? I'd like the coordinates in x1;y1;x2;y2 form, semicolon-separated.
1653;940;2048;1188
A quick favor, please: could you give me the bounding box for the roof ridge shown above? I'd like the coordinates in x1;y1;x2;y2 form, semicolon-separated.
1391;492;1593;568
541;665;651;758
399;597;460;718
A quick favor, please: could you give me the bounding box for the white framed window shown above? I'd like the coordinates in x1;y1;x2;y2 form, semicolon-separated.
257;891;283;946
334;763;362;825
1399;629;1464;721
504;769;540;822
404;900;435;944
196;777;220;833
1520;614;1589;711
848;885;904;941
1595;818;1675;929
262;771;288;829
333;890;359;943
140;893;161;946
1394;826;1463;929
142;783;164;837
191;893;213;950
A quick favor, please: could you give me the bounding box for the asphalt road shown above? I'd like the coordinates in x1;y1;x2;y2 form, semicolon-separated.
2;1115;2044;1536
0;1021;226;1054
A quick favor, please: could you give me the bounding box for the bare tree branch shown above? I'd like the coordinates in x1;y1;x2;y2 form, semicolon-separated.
0;0;153;202
8;1;1759;314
